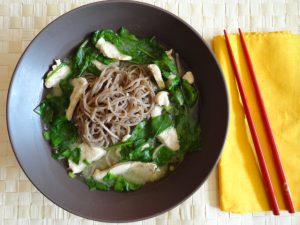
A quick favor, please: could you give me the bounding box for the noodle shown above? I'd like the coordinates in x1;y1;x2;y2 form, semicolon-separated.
74;64;156;147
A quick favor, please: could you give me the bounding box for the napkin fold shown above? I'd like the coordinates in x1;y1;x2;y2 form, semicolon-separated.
213;32;300;213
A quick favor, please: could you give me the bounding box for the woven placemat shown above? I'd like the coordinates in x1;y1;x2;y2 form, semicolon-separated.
1;0;300;224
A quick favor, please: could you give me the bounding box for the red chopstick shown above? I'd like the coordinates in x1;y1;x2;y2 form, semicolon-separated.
238;28;295;213
223;30;280;215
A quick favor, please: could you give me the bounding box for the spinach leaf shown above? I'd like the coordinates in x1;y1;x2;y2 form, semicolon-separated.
155;53;178;77
69;147;81;164
47;115;79;163
130;121;151;141
121;142;154;162
151;113;173;136
92;29;118;46
176;113;201;153
47;116;78;147
75;40;88;71
52;146;72;160
104;173;141;192
34;100;54;125
169;79;198;110
83;159;91;166
166;76;180;91
154;146;174;166
109;121;151;150
34;95;69;125
34;93;79;157
92;27;178;78
170;87;185;106
85;172;141;192
74;40;113;76
181;80;198;107
43;131;50;140
59;75;73;97
86;177;110;191
52;146;81;164
114;113;172;150
93;28;161;64
114;114;172;163
68;171;76;178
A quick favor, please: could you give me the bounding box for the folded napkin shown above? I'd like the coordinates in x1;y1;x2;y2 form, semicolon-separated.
213;32;300;213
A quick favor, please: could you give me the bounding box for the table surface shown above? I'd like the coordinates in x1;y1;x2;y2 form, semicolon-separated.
1;0;300;224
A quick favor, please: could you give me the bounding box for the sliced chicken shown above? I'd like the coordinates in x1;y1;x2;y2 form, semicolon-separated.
182;71;194;84
155;91;170;106
157;127;180;151
69;143;106;174
45;60;71;88
95;37;132;61
66;78;88;121
148;64;165;89
93;162;166;185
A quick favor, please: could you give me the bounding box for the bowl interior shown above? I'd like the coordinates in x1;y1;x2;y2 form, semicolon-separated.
7;1;228;222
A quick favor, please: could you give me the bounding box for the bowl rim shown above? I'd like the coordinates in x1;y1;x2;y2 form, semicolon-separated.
6;0;229;222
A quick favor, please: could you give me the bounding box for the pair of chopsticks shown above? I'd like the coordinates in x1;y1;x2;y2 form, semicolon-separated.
223;29;295;215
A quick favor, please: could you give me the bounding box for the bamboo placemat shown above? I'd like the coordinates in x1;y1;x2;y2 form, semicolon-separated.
1;0;300;224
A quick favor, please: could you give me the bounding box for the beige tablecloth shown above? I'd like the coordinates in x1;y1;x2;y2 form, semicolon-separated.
1;0;300;224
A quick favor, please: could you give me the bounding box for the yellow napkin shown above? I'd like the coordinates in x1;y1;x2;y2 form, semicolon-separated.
213;32;300;213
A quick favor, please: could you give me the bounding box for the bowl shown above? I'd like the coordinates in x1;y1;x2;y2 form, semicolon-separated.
7;0;228;222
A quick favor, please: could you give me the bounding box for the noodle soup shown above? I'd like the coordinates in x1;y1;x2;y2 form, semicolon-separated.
34;27;201;192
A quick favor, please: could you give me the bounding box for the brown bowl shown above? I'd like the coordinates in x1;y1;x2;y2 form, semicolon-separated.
7;0;228;222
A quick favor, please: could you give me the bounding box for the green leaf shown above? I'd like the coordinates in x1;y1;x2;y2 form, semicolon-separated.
114;178;125;192
43;131;50;141
34;101;54;124
166;76;180;91
155;53;178;77
68;171;76;178
52;146;81;165
113;175;141;192
119;27;139;41
74;39;113;76
59;76;73;97
69;147;81;164
83;159;91;166
85;173;141;192
85;178;97;191
92;27;178;79
34;94;69;125
109;121;151;149
175;113;201;153
121;143;154;162
171;87;185;106
154;146;174;166
151;114;173;136
181;80;198;107
93;28;158;64
75;40;89;69
130;121;151;141
48;116;78;147
33;102;44;115
85;177;110;191
111;114;173;163
92;29;118;46
120;113;172;143
34;87;78;160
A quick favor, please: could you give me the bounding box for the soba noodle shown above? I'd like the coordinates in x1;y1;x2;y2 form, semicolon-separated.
74;64;156;147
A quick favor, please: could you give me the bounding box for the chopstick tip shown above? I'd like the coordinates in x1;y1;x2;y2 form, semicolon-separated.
238;28;244;36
